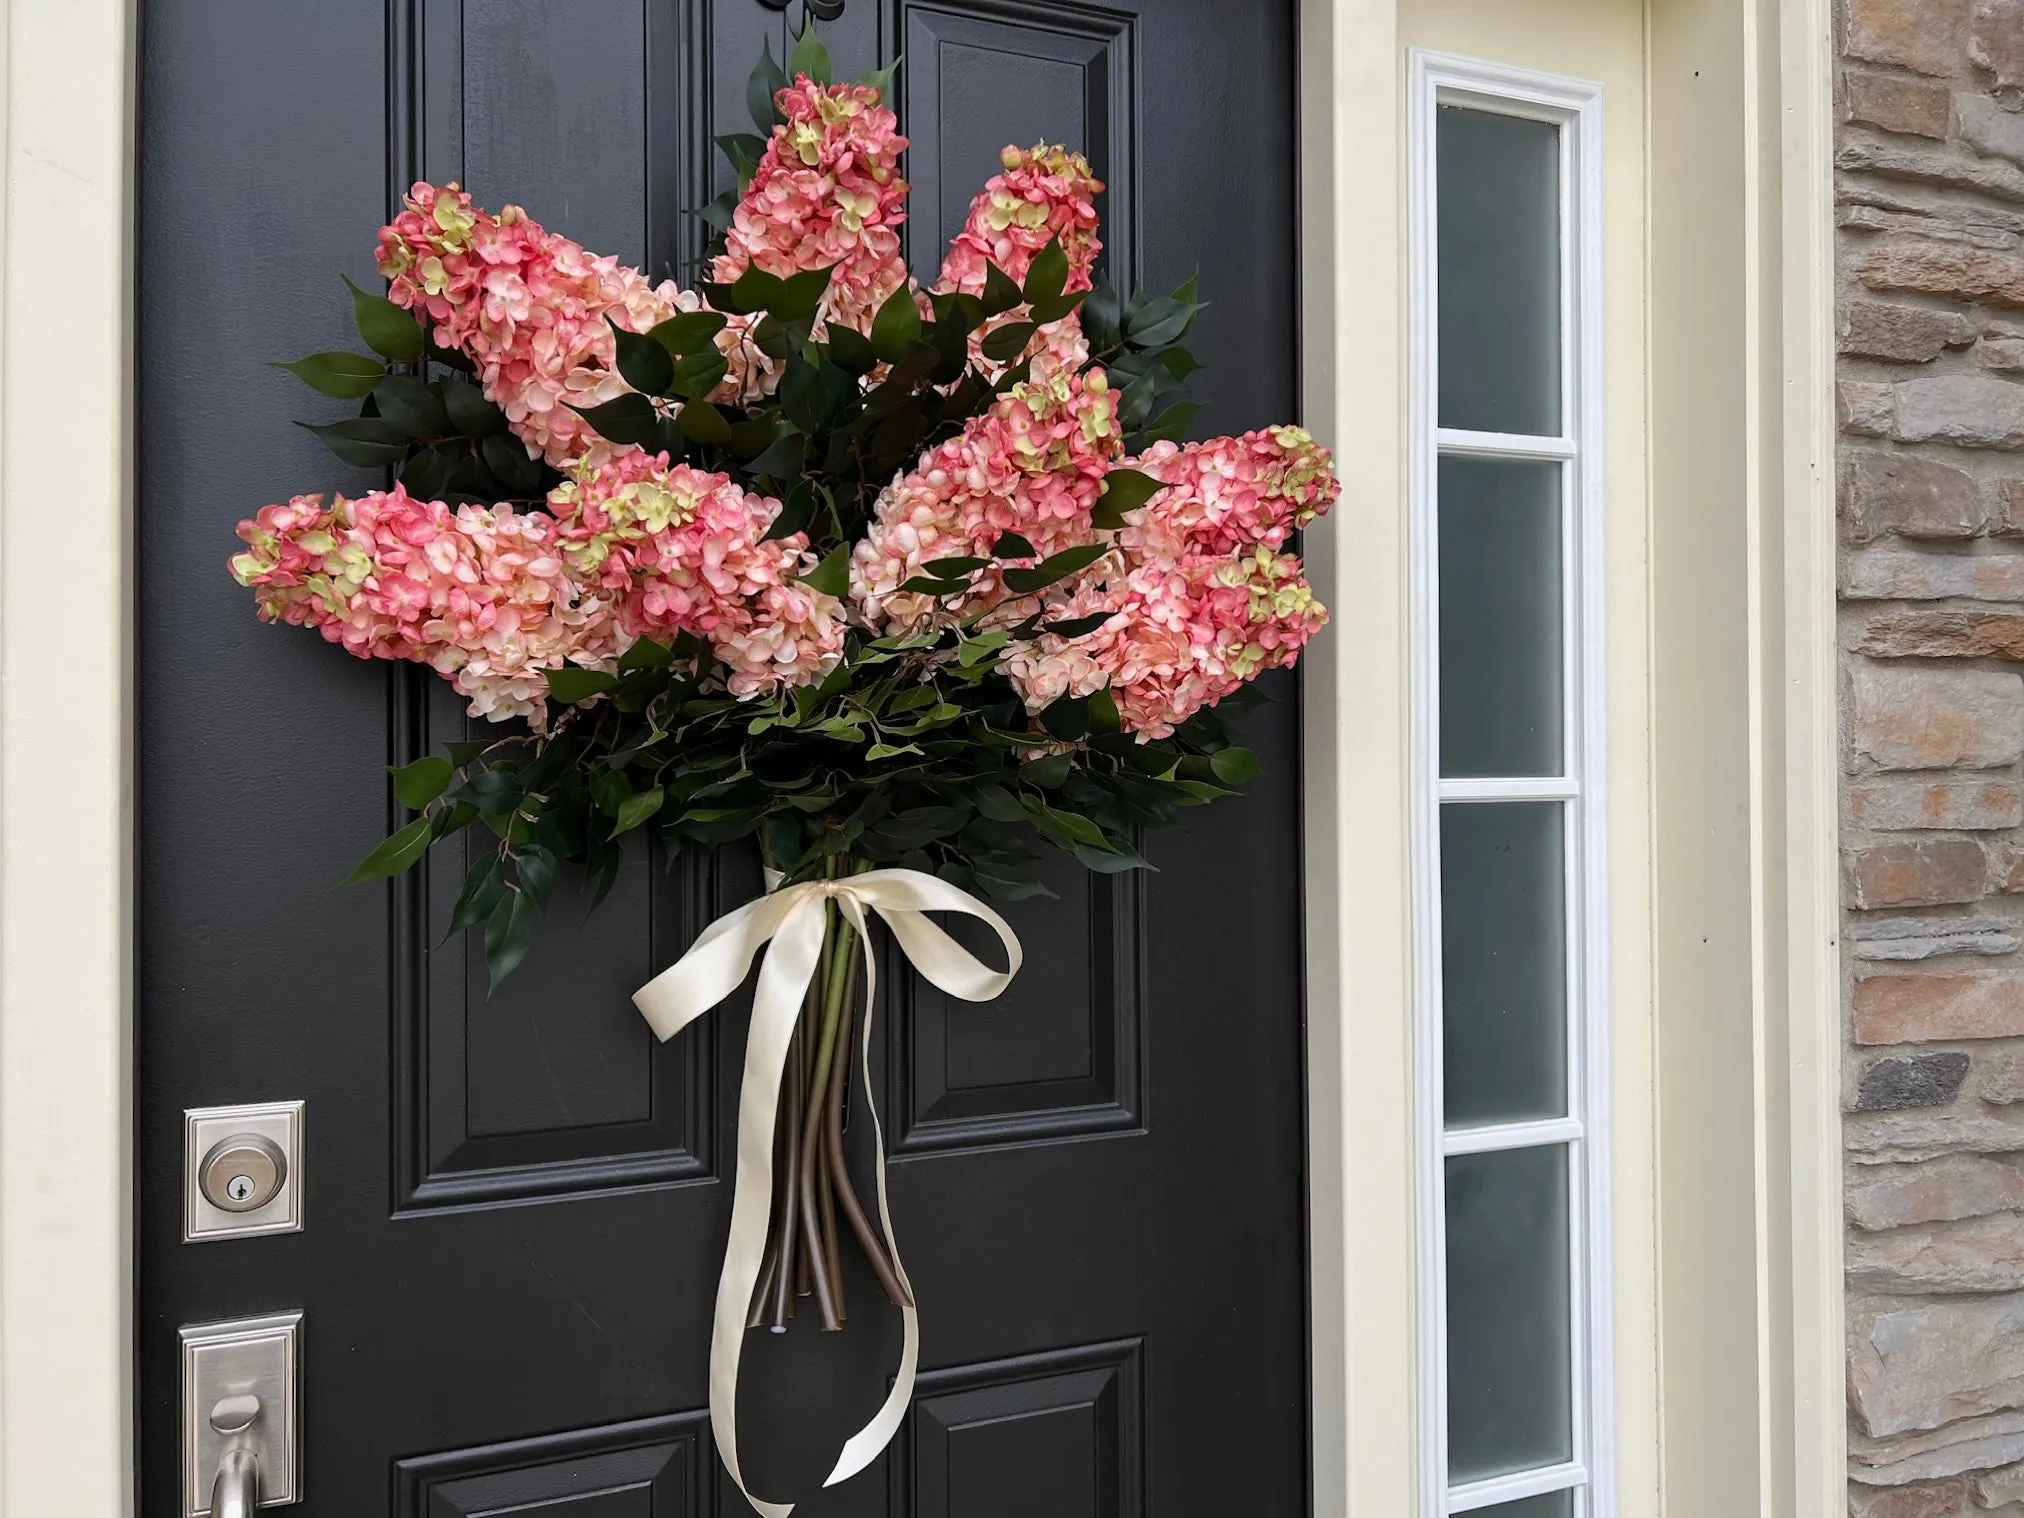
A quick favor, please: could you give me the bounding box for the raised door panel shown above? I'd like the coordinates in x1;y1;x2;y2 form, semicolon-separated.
389;0;722;1210
897;0;1136;293
894;1340;1144;1518
395;1414;709;1517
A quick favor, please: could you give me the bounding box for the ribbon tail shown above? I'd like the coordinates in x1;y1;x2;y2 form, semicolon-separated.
707;891;829;1518
821;897;919;1489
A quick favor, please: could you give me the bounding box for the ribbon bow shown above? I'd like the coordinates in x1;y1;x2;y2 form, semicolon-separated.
633;867;1023;1517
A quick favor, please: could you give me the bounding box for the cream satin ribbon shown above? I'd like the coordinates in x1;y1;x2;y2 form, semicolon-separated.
632;867;1022;1518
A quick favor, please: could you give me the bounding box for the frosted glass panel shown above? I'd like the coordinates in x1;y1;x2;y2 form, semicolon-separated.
1472;1492;1576;1518
1440;802;1568;1126
1446;1145;1574;1483
1438;456;1564;778
1438;106;1561;435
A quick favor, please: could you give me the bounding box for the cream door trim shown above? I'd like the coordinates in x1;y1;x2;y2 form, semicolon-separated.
0;0;138;1513
1297;0;1844;1512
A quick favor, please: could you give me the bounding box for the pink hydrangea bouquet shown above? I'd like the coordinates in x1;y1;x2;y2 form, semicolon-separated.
230;15;1336;1441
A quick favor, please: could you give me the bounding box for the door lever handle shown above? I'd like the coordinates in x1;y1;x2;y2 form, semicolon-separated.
207;1396;262;1517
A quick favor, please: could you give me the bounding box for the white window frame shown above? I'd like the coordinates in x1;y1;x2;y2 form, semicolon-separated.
1406;49;1613;1518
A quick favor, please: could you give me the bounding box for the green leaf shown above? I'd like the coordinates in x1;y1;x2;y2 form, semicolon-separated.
445;854;505;938
1022;237;1069;311
389;755;453;809
1081;282;1123;349
925;554;989;578
373;374;447;438
1023;797;1108;849
480;432;543;494
869;285;922;363
1125;294;1202;348
544;666;618;705
715;131;769;183
857;55;900;101
866;742;924;762
1141;399;1202;445
1039;694;1091;741
649;310;729;355
619;636;675;672
568;391;662;446
345;816;432;884
1021;752;1072;789
484;888;539;989
747;429;805;479
1028;288;1087;327
825;322;877;373
515;844;559;907
993;531;1038;561
730;266;787;313
1039;611;1112;639
980;262;1024;317
1073;841;1152;874
677;400;733;444
609;316;675;395
672;347;730;401
1089;687;1122;734
342;273;424;361
297;416;408;468
614;786;666;836
271;350;385;399
789;13;833;86
399;445;452;501
1097;467;1168;516
1210;745;1262;784
445;739;493;766
763;478;818;541
772;264;836;322
441;375;505;435
974;783;1026;823
1001;543;1110;594
747;36;790;133
980;321;1037;363
799;543;851;600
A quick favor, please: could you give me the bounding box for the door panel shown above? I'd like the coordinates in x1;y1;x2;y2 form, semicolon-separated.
136;3;1304;1514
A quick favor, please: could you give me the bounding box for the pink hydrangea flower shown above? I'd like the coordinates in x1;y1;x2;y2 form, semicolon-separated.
229;485;620;723
999;428;1340;737
376;182;771;469
935;144;1104;381
1119;426;1341;560
1002;547;1328;740
715;76;912;336
547;452;845;696
850;368;1121;630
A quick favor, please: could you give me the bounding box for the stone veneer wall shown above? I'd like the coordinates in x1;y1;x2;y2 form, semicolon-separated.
1839;1;2024;1512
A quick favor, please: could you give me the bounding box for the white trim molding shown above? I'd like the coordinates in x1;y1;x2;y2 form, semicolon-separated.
1406;49;1615;1518
0;0;138;1513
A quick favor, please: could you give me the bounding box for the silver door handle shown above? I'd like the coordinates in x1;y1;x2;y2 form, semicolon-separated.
208;1396;262;1517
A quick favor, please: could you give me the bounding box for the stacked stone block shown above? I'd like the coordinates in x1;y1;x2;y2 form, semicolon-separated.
1840;1;2024;1511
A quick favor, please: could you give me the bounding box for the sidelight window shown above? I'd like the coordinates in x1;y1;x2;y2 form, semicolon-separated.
1407;52;1613;1518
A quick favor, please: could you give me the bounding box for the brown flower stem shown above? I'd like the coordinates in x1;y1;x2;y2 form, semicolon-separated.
748;1088;788;1327
825;935;913;1309
768;1006;805;1327
793;902;855;1332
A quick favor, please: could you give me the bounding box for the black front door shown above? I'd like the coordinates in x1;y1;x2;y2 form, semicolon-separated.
137;3;1307;1513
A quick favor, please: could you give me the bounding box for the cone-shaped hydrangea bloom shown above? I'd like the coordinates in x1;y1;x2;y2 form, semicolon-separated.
850;368;1121;631
548;452;845;697
1118;426;1341;560
1003;547;1327;739
229;486;620;723
935;144;1104;381
376;182;771;468
1000;428;1340;737
715;76;912;336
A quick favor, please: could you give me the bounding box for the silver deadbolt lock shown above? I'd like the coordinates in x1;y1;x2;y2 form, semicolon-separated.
199;1134;286;1213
